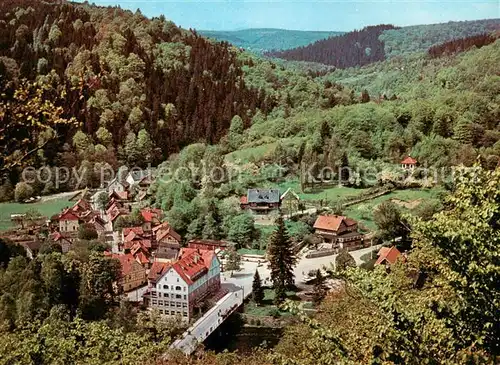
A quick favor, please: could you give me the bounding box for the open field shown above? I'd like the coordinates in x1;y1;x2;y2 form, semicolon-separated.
0;198;72;231
268;178;369;202
344;188;443;230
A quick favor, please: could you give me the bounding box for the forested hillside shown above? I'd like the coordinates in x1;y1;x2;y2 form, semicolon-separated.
0;0;351;197
267;25;395;68
200;28;343;52
268;19;500;68
380;18;500;58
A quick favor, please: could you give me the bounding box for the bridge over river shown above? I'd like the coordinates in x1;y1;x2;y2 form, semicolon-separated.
170;283;246;354
169;245;379;355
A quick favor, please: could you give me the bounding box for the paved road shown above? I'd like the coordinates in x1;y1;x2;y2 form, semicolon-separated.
170;245;380;355
223;245;381;292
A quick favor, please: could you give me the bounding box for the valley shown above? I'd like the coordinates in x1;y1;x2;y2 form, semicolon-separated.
0;0;499;364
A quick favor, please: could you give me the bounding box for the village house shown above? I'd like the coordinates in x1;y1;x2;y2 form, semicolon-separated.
401;156;418;170
240;189;281;214
57;210;80;234
125;169;153;187
106;253;148;292
121;226;152;252
51;232;73;253
140;208;162;232
375;246;403;267
313;215;366;251
154;222;181;260
280;188;301;214
144;248;221;321
107;177;130;194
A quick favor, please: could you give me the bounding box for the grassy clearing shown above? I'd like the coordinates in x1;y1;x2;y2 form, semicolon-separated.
225;143;277;163
244;288;298;316
344;188;443;230
0;199;72;231
267;178;369;202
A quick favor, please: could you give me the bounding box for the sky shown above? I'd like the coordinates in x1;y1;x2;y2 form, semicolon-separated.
78;0;500;31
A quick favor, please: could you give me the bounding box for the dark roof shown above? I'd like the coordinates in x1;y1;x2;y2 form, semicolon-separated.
247;189;280;204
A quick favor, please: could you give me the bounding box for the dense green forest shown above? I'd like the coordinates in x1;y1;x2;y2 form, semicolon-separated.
0;0;344;197
200;28;343;53
1;1;500;364
268;19;500;67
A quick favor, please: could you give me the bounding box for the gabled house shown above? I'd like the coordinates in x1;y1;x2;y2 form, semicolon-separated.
121;227;152;252
58;210;80;234
107;177;130;194
155;224;181;260
280;188;301;214
375;246;403;266
106;253;147;292
51;232;73;253
108;190;130;202
240;189;281;214
125;169;149;186
140;208;162;231
401;156;418;170
144;248;221;321
313;215;365;251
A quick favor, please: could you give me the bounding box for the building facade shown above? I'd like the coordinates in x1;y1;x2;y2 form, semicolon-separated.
313;215;366;251
144;248;221;321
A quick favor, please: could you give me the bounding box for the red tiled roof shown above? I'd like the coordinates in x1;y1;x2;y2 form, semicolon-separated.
109;190;129;201
124;239;151;250
59;209;80;221
314;215;356;232
108;253;142;277
375;246;402;266
141;208;162;223
72;199;91;212
156;226;181;243
401;156;417;165
240;196;248;204
148;248;216;286
135;251;149;265
152;221;171;233
51;232;71;243
123;227;144;237
148;261;170;282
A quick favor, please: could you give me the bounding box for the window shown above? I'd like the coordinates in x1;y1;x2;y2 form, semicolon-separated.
183;287;186;292
183;312;188;317
159;310;164;314
152;300;157;305
163;285;168;289
176;302;181;308
175;286;181;291
182;303;187;308
176;294;181;299
164;293;169;298
158;300;163;305
183;295;186;300
170;311;175;315
170;301;175;307
177;278;179;282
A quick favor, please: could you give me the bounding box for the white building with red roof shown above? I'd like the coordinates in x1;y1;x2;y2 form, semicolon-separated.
313;215;367;251
144;248;221;321
401;156;418;170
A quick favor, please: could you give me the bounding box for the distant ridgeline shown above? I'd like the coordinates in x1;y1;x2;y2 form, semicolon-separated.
267;19;500;68
199;28;344;53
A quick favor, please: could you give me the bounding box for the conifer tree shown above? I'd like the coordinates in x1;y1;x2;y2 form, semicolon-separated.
225;246;241;277
312;269;327;304
252;270;264;305
267;213;297;304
